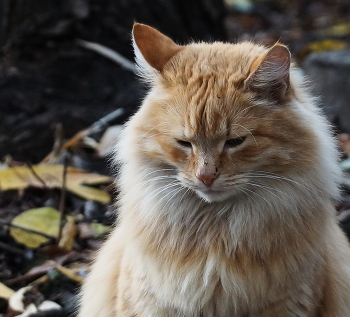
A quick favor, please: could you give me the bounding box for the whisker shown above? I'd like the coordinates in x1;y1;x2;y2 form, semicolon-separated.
247;182;285;201
228;171;313;193
138;175;178;186
145;181;181;203
139;122;170;139
237;187;259;206
233;104;260;120
232;123;259;149
161;186;185;211
179;187;192;204
238;186;273;207
247;171;314;192
149;185;184;224
139;168;176;181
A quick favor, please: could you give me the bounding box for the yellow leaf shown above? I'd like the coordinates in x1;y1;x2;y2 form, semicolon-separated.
328;23;350;37
67;184;111;203
10;207;60;248
0;282;15;299
58;217;77;250
299;40;347;61
0;165;113;203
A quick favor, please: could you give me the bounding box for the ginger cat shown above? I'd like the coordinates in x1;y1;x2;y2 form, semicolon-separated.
78;23;350;317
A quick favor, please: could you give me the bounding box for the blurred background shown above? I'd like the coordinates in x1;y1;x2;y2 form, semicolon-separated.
1;0;350;316
1;0;350;162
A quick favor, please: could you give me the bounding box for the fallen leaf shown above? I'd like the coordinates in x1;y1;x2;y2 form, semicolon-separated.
98;125;124;157
10;207;60;248
39;245;70;258
90;222;111;237
68;183;110;203
299;40;347;61
78;222;111;239
9;287;30;313
77;223;96;240
58;217;77;250
0;165;113;203
338;133;350;156
17;303;37;316
37;300;61;311
325;22;350;37
0;282;15;299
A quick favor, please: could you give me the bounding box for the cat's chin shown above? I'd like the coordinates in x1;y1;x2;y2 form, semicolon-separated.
195;188;233;203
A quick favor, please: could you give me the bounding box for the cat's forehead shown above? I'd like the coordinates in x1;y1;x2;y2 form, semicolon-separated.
154;42;270;139
164;41;267;83
160;87;259;141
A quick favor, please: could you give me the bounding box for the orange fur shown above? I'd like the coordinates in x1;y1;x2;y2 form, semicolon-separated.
79;24;350;317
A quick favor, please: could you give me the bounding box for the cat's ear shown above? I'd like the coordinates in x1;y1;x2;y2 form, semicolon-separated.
132;23;184;80
244;44;291;100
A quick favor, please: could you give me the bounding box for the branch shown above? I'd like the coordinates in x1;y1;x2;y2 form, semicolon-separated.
76;39;136;73
57;157;68;243
0;219;56;240
25;161;47;188
0;241;26;255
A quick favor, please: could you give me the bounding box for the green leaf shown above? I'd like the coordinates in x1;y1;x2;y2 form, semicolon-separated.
10;207;60;248
90;223;111;237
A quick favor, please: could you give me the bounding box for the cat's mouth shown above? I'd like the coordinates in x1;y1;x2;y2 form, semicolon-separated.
195;187;233;203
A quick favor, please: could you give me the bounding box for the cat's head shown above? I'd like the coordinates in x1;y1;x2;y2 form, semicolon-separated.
129;23;318;203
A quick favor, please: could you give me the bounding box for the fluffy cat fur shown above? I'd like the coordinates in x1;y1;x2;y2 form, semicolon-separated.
78;23;350;316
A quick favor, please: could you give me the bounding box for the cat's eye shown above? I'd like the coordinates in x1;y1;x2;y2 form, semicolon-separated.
224;136;246;149
176;139;192;148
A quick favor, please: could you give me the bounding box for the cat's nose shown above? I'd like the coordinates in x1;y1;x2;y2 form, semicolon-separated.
197;173;218;187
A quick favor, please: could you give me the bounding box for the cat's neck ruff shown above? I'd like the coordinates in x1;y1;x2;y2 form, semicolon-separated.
118;158;328;258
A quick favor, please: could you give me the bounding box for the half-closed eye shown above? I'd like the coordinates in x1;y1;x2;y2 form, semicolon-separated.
176;139;193;148
224;136;246;149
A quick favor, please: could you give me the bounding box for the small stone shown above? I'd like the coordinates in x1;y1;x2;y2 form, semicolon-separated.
303;50;350;133
83;200;106;220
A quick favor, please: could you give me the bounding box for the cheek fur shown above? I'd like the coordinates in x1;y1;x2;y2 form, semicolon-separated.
166;145;188;163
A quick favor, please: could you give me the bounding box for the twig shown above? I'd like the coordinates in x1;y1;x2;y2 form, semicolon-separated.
41;123;65;164
25;161;47;188
62;108;124;151
0;241;26;255
88;108;125;135
52;123;64;156
57;157;69;243
76;39;136;73
0;219;56;240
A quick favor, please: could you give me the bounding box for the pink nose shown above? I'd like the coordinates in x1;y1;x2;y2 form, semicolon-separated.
197;173;218;187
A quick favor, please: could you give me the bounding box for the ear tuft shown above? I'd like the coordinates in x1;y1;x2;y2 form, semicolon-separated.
244;44;291;100
132;23;183;81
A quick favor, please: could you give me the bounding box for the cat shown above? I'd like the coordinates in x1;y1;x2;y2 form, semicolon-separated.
78;23;350;317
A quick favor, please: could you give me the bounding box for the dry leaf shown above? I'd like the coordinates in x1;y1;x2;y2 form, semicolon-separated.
0;165;113;203
9;287;30;313
98;125;124;156
10;207;60;248
17;303;37;316
58;217;77;250
339;134;350;156
0;282;15;299
37;300;61;311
